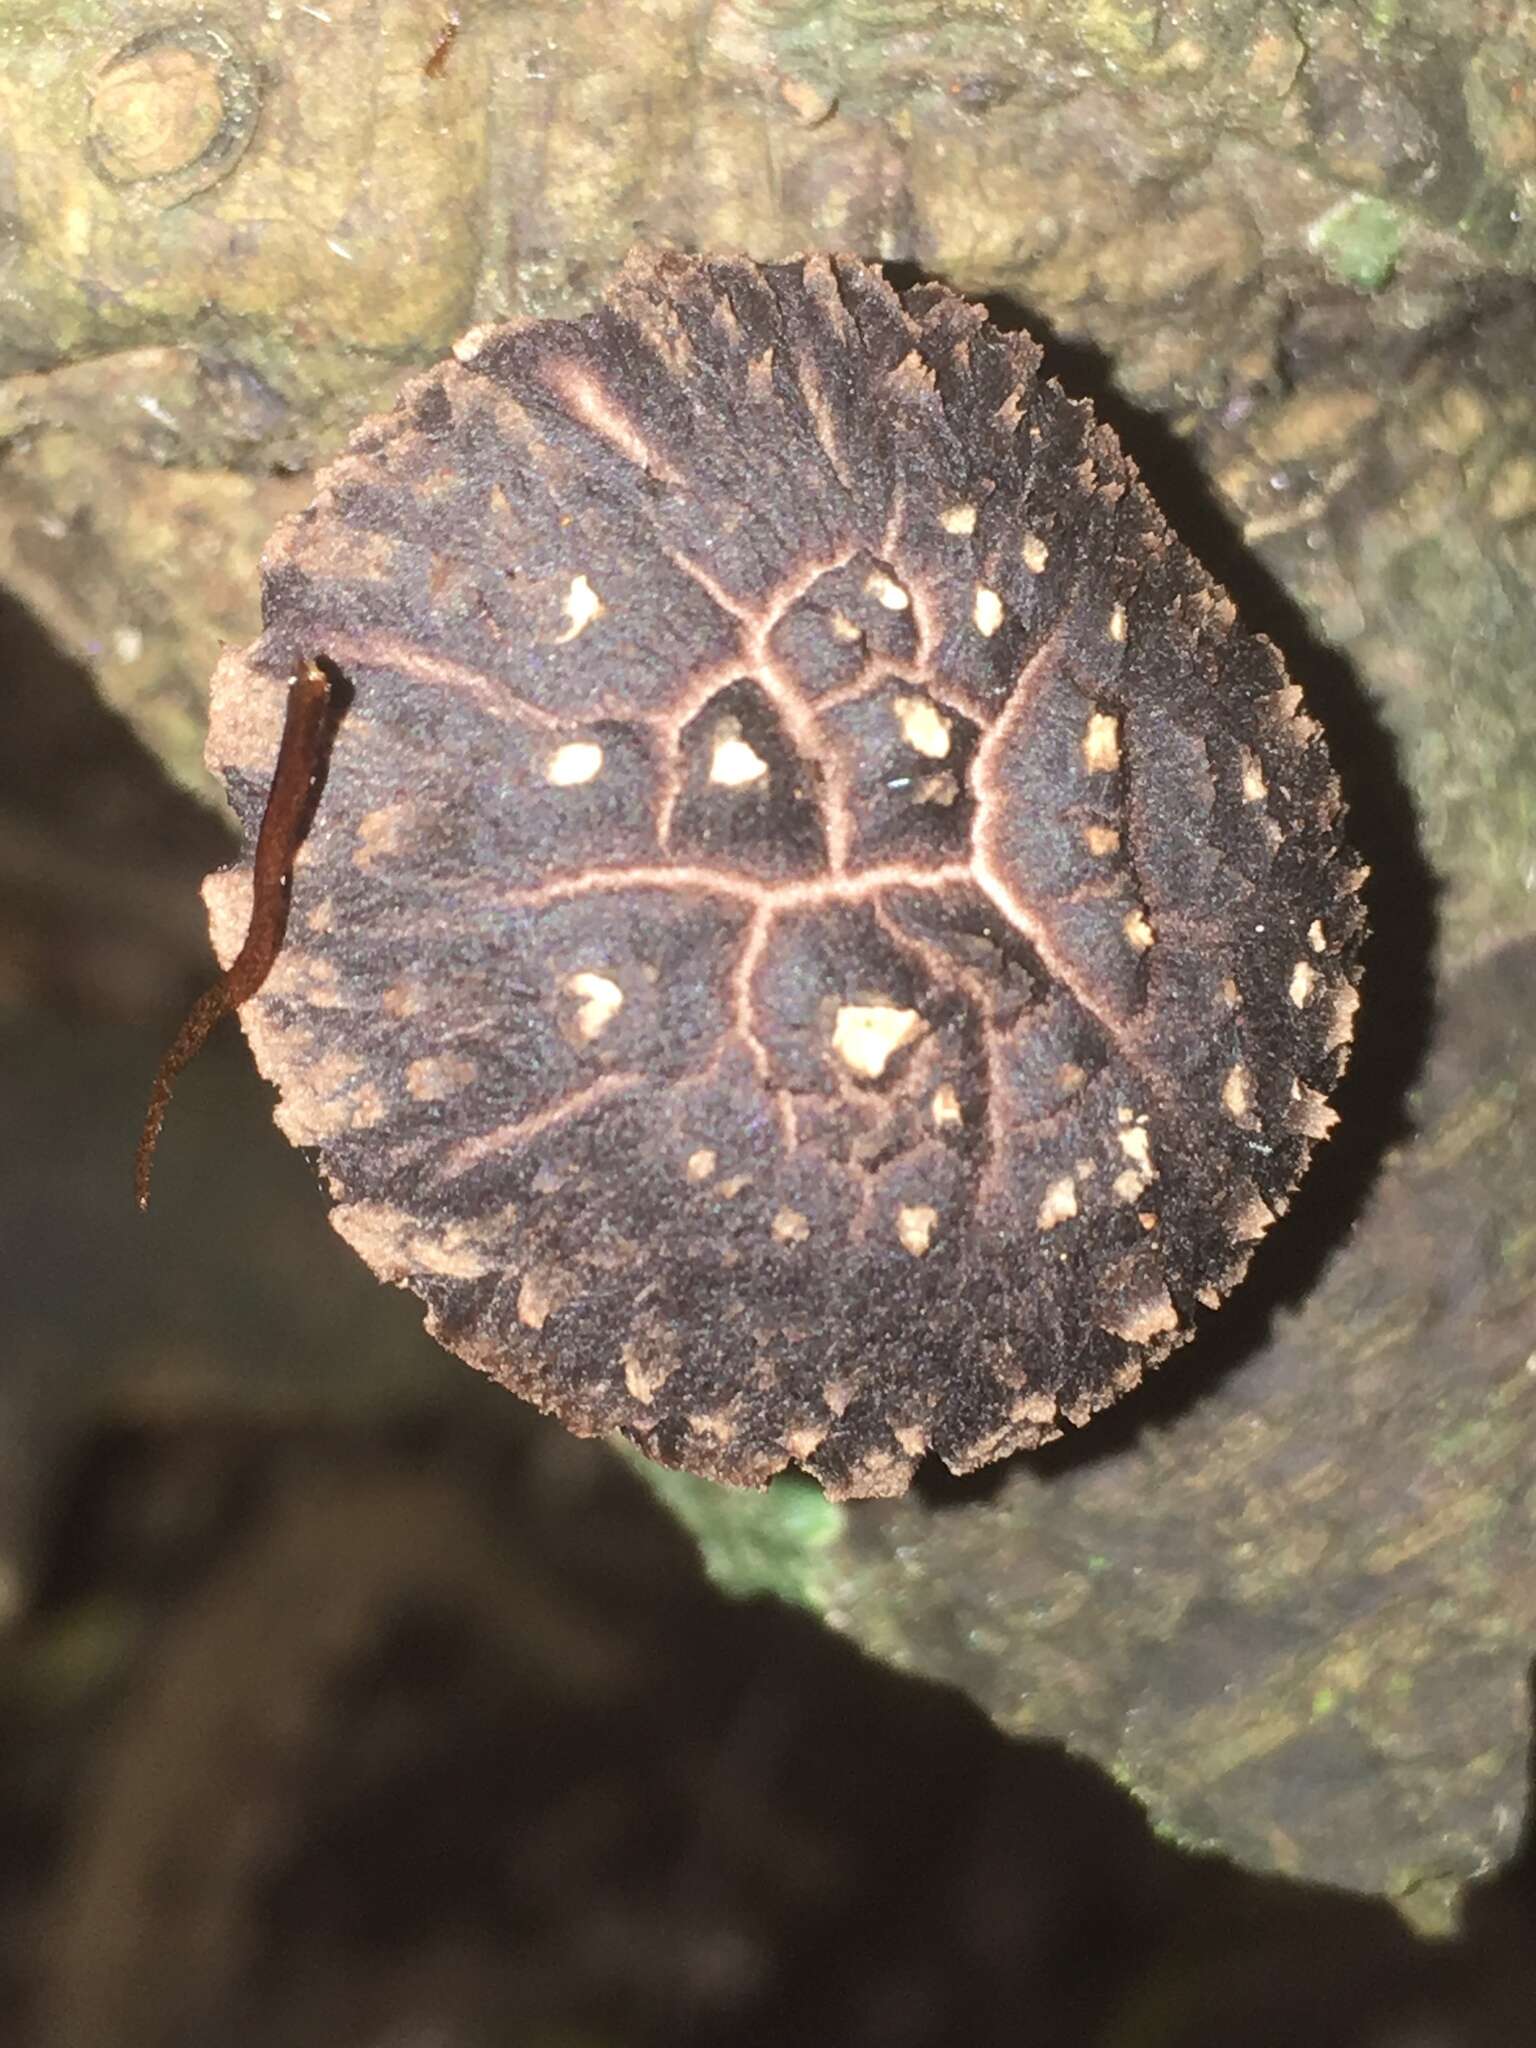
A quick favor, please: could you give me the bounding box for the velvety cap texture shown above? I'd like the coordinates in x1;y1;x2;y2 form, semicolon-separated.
206;249;1365;1499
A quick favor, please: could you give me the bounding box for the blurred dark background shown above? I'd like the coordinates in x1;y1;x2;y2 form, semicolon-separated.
2;585;1533;2048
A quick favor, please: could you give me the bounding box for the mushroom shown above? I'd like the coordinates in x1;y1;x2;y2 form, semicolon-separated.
153;250;1366;1500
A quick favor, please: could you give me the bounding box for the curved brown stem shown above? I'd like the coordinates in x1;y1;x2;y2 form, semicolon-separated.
135;659;339;1211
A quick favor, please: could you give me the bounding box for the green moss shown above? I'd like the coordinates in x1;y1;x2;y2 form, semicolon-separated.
1072;0;1161;66
1308;195;1405;292
622;1451;847;1610
1361;0;1402;41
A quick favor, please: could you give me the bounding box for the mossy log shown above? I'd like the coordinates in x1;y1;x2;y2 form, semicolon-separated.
4;0;1536;1929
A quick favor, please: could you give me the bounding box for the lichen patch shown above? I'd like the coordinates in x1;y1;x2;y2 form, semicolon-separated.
1037;1177;1078;1230
973;586;1004;636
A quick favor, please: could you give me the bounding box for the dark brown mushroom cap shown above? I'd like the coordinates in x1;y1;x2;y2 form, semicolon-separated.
207;249;1365;1500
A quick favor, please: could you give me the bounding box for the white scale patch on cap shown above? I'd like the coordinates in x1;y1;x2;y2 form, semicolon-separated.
566;971;624;1040
546;740;604;785
832;1003;923;1080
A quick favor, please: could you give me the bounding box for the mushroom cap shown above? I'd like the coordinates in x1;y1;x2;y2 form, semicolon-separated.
207;249;1364;1500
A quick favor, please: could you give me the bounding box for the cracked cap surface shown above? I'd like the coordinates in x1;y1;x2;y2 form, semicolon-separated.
206;248;1365;1499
